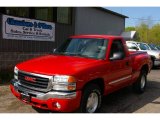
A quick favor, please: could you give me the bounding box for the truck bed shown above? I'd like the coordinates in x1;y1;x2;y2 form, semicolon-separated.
129;51;148;56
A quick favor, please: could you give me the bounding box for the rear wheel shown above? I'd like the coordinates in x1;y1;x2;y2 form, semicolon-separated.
133;70;147;94
79;84;102;113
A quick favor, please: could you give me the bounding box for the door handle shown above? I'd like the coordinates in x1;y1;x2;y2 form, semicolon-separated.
126;61;129;66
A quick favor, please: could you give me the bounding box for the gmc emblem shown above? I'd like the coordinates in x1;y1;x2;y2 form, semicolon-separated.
24;76;36;82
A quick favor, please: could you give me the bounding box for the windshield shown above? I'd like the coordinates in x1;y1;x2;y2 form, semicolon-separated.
148;44;158;50
138;43;150;50
54;38;108;59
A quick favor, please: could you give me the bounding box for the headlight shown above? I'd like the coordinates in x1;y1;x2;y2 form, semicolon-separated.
14;66;19;80
52;75;76;91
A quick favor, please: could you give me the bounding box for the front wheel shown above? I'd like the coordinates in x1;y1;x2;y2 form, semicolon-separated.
79;84;102;113
133;70;147;94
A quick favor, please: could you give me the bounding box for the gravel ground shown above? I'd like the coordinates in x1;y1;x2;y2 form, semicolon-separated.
0;67;160;113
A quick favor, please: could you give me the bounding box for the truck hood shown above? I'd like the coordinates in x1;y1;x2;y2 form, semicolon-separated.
16;55;100;75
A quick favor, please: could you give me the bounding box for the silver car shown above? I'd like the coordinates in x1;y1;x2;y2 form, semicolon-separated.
126;41;160;67
147;44;159;51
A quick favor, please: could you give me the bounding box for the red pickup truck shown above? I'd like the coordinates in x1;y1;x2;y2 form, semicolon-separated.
10;35;152;113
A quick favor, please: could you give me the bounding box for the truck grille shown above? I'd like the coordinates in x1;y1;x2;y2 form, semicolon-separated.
18;71;50;91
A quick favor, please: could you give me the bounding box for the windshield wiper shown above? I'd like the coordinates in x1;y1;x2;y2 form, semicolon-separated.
65;53;78;56
53;52;93;58
53;52;78;56
53;52;66;55
65;53;94;58
75;54;89;58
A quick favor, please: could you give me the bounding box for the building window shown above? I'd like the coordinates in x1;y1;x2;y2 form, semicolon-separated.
35;8;53;21
4;7;72;24
6;7;29;17
57;7;71;24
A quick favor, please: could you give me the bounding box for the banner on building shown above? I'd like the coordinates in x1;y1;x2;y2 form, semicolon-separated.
2;15;55;41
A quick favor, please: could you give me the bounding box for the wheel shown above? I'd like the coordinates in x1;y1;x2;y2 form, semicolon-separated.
79;84;102;113
133;70;147;94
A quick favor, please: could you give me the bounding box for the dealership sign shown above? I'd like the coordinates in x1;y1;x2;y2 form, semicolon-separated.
2;15;55;41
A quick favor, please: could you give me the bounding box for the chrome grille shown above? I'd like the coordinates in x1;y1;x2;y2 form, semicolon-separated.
18;71;52;92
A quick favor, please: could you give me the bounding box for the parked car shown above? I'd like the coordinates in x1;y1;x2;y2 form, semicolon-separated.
10;35;152;113
147;44;159;51
126;41;160;67
156;45;160;50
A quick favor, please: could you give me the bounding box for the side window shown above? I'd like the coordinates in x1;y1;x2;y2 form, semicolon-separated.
35;8;53;21
138;43;149;50
5;8;29;18
110;40;125;60
144;44;151;50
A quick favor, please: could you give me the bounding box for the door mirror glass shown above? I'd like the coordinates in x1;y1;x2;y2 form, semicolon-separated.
52;48;56;53
109;52;124;61
109;40;126;61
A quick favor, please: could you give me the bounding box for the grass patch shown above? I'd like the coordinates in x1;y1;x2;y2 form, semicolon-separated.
6;100;24;110
0;70;14;85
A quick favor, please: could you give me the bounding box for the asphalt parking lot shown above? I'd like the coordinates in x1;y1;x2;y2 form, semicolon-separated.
0;67;160;113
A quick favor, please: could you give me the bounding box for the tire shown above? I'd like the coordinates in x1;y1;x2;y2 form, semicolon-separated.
133;70;147;94
79;84;102;113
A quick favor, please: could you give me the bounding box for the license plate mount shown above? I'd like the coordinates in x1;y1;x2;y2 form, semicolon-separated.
21;93;31;103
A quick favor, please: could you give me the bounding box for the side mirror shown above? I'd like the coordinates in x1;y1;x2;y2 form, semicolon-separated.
109;52;124;61
52;48;56;53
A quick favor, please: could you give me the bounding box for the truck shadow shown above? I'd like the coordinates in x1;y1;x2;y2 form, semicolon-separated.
152;67;160;70
99;80;160;113
34;80;160;113
0;70;13;86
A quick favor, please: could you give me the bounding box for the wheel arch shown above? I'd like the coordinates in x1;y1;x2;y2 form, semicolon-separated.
82;78;105;94
141;64;149;74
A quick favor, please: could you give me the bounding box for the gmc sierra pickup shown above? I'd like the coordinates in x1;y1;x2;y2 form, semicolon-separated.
10;35;152;113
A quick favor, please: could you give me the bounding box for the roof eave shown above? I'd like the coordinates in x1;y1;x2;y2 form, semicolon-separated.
94;7;129;18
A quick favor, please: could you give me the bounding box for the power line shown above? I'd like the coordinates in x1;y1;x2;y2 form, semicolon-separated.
128;17;160;22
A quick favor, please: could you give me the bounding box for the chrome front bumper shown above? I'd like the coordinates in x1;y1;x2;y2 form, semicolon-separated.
11;79;76;100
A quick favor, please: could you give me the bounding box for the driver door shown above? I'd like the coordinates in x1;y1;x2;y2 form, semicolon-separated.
107;39;132;91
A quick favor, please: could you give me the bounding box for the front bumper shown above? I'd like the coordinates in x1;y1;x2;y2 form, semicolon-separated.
154;59;160;66
10;79;82;112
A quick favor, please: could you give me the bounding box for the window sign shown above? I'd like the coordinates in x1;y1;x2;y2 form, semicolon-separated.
2;15;55;41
